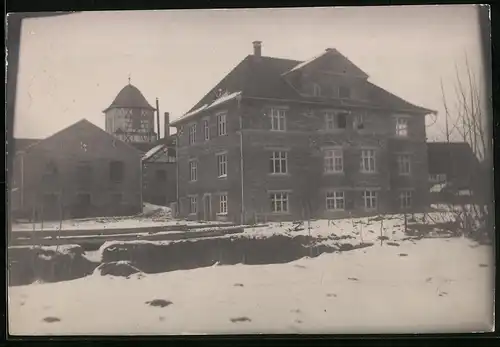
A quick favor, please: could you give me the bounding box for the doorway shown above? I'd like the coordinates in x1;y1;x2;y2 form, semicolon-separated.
203;194;212;221
72;193;92;218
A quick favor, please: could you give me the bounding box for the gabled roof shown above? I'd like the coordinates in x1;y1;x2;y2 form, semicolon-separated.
176;49;435;126
103;84;156;112
427;142;479;186
171;91;242;126
12;138;41;153
22;119;142;155
284;48;370;78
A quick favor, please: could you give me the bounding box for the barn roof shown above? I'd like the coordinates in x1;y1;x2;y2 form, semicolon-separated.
103;83;155;112
175;48;435;126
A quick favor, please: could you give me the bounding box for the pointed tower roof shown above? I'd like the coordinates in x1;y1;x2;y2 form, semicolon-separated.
103;84;156;112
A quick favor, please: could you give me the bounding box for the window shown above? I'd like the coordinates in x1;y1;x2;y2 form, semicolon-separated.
354;113;365;130
325;111;348;130
324;149;343;173
203;119;210;141
397;155;411;175
189;160;197;182
217;113;227;136
269;151;288;174
313;83;322;97
189;196;198;214
189;124;197;144
400;190;412;209
270;108;286;131
338;86;351;99
109;161;124;182
270;192;289;213
43;161;58;181
217;153;227;178
326;191;345;211
363;190;378;210
156;169;167;182
219;194;228;215
396;117;408;137
429;173;447;183
360;149;376;173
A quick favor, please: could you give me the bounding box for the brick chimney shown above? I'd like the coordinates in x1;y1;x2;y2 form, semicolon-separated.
253;41;262;57
164;112;170;139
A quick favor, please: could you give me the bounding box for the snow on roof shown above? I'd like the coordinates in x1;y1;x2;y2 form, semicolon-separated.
142;144;165;161
430;183;447;193
286;50;330;74
173;91;242;125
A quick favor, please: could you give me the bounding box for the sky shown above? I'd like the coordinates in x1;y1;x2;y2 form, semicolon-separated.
13;5;486;141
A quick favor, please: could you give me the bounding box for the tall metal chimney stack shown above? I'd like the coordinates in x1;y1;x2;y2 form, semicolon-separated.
156;98;161;140
253;41;262;57
164;112;170;139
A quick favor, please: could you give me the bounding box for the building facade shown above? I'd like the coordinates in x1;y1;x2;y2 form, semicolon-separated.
103;83;177;206
10;119;143;221
172;42;436;224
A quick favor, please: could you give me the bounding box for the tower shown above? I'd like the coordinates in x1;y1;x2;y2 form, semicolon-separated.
103;82;157;143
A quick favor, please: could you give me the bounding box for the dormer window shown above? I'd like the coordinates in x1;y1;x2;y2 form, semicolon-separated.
338;86;351;99
354;113;365;130
313;83;322;97
325;111;348;130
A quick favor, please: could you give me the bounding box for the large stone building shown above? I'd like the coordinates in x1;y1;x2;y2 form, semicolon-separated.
10;119;143;220
172;41;436;224
103;82;177;206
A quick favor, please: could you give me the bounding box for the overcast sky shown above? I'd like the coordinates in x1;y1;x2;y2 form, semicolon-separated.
13;5;485;141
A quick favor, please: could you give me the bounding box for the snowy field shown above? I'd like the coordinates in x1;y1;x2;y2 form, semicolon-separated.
9;237;494;335
11;203;230;232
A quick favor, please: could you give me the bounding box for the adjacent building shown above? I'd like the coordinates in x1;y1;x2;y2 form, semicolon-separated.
103;82;177;206
427;141;481;204
172;41;436;224
10;119;143;220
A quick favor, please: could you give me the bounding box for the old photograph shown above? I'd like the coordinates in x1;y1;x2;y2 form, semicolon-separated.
6;5;494;335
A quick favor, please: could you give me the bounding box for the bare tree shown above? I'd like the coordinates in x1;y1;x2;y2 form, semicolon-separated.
439;57;492;243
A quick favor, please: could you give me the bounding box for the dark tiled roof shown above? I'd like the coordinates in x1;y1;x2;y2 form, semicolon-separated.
12;138;42;153
184;52;435;121
104;84;155;112
130;136;176;153
427;142;479;187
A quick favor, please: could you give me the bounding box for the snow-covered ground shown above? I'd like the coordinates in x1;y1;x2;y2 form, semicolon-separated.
11;203;229;232
9;237;494;335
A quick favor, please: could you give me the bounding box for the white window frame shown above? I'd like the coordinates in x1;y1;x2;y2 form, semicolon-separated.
395;117;409;137
353;113;365;130
399;190;412;209
216;152;228;178
360;149;376;173
189;160;198;182
270;108;286;131
397;154;411;175
189;124;197;145
324;148;343;174
326;191;345;211
429;173;447;183
363;190;378;210
217;112;227;136
203;118;210;141
270;151;288;175
313;83;322;97
189;195;198;215
219;193;228;215
270;191;289;214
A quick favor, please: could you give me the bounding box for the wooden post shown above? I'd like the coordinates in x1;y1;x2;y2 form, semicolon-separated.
380;220;383;246
404;213;408;235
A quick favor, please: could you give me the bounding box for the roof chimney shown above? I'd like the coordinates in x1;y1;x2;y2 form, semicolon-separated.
253;41;262;57
164;112;170;139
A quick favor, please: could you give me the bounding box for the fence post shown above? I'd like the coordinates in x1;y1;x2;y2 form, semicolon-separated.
380;220;383;246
